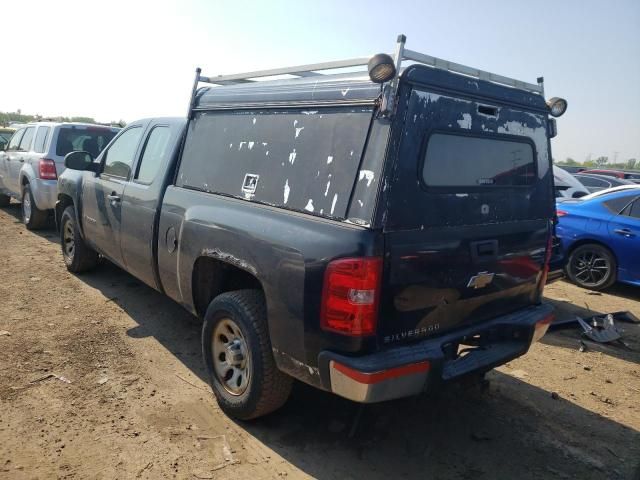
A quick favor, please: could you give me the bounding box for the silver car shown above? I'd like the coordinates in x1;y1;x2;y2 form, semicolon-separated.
0;122;119;229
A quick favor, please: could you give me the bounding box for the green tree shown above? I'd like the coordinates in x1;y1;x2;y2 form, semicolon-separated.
595;156;608;167
564;157;577;166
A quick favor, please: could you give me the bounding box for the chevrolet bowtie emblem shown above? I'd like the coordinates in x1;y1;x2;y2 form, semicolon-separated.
467;271;495;289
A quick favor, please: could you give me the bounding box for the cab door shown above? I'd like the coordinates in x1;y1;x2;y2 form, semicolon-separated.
119;120;183;289
0;129;24;192
81;124;146;267
10;127;35;191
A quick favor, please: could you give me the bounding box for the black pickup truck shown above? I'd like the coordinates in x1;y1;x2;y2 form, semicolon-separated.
57;36;564;419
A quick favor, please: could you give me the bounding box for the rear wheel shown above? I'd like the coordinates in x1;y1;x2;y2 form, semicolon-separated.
22;184;48;230
202;289;292;420
60;206;99;273
566;243;616;290
0;193;10;207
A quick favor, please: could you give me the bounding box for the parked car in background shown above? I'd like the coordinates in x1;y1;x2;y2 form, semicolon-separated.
556;165;586;174
556;188;640;290
0;122;119;228
554;166;588;199
56;37;560;419
0;127;15;151
573;173;635;193
581;169;640;183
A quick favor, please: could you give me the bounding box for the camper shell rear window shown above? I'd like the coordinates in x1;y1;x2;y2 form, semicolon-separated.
422;132;536;188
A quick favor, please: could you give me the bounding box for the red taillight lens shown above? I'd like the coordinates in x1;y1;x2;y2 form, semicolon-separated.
39;159;57;180
320;257;382;336
556;209;568;217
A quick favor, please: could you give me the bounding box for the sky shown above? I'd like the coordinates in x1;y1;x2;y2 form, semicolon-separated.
1;0;638;164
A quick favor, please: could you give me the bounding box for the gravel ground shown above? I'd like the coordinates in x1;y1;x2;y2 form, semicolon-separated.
1;202;639;480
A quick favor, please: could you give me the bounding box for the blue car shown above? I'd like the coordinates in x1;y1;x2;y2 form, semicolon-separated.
556;187;640;290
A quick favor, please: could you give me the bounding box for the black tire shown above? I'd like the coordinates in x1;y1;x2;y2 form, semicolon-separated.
60;205;99;273
22;184;49;230
0;193;10;207
566;243;617;291
202;289;292;420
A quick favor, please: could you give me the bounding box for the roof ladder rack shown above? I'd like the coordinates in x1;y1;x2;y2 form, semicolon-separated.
188;34;544;116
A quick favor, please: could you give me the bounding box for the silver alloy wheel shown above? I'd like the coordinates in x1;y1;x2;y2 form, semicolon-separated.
63;219;75;260
571;250;609;287
23;192;31;224
212;317;251;395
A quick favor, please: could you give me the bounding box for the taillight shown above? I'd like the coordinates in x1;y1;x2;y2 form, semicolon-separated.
556;209;568;217
39;159;57;180
320;257;382;336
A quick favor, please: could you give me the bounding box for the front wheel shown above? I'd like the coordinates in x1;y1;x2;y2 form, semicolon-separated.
566;243;617;290
22;184;48;230
202;289;292;420
60;206;99;273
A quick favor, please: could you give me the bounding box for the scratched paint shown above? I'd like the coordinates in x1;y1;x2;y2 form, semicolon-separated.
283;179;290;204
304;199;314;212
358;170;375;187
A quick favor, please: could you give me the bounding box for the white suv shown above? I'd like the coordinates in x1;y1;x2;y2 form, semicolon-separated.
0;122;119;229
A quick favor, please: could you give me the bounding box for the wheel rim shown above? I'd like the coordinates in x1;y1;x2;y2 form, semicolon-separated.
63;219;75;260
570;249;609;287
211;317;251;396
23;193;31;223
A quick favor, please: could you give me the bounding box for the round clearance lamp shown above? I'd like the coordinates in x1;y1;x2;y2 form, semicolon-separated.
368;53;397;84
546;97;568;117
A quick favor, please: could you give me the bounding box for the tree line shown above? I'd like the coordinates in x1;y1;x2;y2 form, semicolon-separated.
0;110;125;128
555;156;638;171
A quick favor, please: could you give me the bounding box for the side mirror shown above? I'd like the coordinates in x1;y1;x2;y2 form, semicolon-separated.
64;151;97;172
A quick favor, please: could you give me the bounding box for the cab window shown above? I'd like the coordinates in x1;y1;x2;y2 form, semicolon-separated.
135;126;172;184
102;127;143;178
18;127;35;151
7;129;25;151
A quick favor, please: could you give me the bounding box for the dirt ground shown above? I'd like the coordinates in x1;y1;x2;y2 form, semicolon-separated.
0;202;639;480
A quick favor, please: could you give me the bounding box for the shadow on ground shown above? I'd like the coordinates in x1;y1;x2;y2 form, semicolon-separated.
68;259;640;479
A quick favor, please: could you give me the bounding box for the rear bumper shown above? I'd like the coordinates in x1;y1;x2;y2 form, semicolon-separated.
318;303;554;403
30;178;57;211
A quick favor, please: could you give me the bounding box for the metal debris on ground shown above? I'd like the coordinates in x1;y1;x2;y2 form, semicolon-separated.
30;373;72;384
576;315;622;343
549;311;637;346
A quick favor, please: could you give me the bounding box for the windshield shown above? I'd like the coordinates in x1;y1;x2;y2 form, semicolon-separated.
56;127;117;158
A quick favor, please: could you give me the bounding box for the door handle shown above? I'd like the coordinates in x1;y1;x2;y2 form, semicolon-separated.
614;228;635;237
107;193;121;202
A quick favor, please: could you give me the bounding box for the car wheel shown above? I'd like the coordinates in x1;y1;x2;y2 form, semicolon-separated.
202;289;292;420
22;184;48;230
566;243;617;290
60;205;99;273
0;193;10;207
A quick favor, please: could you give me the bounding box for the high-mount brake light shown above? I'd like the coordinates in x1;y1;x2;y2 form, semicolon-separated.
320;257;382;336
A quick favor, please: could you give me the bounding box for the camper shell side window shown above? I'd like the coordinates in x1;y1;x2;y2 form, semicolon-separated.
176;107;374;219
